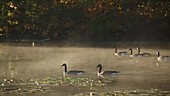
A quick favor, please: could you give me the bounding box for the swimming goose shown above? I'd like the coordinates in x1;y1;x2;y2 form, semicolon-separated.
129;48;144;58
114;47;129;56
96;64;119;78
137;47;151;56
61;63;85;77
157;52;170;62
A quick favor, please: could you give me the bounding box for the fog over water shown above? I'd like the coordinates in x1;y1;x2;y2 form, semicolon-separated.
0;43;170;95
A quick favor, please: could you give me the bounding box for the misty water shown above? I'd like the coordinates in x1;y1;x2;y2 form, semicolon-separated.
0;43;170;96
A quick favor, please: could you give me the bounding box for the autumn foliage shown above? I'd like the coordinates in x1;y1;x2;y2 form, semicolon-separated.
0;0;169;42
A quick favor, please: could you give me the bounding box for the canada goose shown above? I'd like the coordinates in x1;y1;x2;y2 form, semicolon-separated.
96;64;119;78
61;63;85;77
129;48;143;58
137;47;151;56
114;47;129;56
157;52;170;62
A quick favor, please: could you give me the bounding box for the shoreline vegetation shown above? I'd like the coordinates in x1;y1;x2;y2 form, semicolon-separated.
0;0;169;43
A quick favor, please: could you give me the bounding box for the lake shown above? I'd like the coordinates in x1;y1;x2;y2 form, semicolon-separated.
0;43;170;96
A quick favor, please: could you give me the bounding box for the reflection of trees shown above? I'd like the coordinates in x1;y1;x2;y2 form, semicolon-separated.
0;0;169;41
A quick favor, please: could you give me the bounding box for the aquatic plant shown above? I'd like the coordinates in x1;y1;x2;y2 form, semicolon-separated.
1;77;170;96
0;77;113;94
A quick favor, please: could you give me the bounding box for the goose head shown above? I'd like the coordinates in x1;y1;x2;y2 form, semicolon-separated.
61;63;66;67
129;48;132;51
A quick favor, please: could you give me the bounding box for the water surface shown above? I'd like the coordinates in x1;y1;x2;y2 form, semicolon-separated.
0;45;170;96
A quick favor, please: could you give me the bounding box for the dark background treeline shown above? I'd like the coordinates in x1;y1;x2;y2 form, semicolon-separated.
0;0;170;42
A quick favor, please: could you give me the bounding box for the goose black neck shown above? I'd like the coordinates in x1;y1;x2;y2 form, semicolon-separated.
129;48;133;55
157;52;160;57
137;47;140;54
98;65;102;73
115;47;117;53
63;64;67;73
